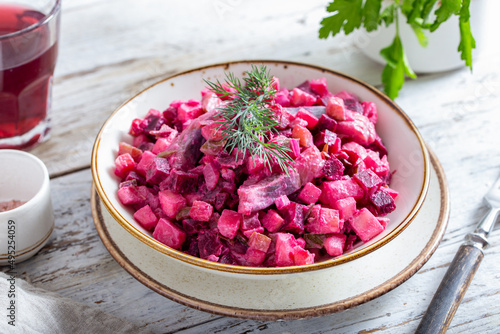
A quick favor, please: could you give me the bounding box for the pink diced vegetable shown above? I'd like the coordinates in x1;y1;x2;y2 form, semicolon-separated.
217;209;242;239
133;205;158;230
159;190;187;219
350;208;384;242
152;218;186;250
298;182;322;204
114;153;135;178
324;234;347;257
189;200;213;221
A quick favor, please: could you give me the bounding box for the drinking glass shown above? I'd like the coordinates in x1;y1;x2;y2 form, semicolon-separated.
0;0;61;149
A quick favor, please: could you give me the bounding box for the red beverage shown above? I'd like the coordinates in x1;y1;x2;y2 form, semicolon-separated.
0;3;60;149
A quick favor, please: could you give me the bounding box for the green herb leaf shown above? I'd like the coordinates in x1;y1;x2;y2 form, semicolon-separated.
204;65;293;174
379;3;397;26
319;0;363;39
431;0;461;32
458;0;475;70
380;32;416;99
363;0;382;32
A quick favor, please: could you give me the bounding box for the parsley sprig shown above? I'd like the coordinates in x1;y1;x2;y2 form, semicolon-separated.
204;65;293;174
319;0;475;99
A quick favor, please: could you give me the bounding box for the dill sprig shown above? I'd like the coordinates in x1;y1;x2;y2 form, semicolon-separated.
204;65;293;173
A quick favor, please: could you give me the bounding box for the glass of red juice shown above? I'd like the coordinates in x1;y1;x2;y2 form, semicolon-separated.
0;0;61;149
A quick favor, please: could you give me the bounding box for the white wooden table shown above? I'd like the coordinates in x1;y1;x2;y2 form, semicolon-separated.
4;0;500;332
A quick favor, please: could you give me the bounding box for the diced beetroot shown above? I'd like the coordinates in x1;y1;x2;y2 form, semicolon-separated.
298;182;322;205
152;218;186;250
333;196;357;221
378;217;390;228
261;209;285;233
241;212;261;230
279;202;305;234
152;135;175;155
214;192;229;212
274;233;298;267
146;156;170;185
306;205;342;234
295;108;319;130
244;248;267;266
369;188;396;216
246;155;267;175
218;209;242;239
322;156;345;181
118;142;142;162
363;150;391;181
177;99;203;123
129;118;146;136
159;190;187;219
136;150;156;177
238;171;301;215
324;233;347;257
132;134;152;150
335;91;363;113
293;247;315;265
189;200;213;222
114;153;136;179
117;185;147;206
274;195;290;210
326;96;346;121
309;77;329;97
220;167;235;182
203;162;220;191
292;124;313;147
350;208;384;242
290;117;309;129
319;178;364;205
353;169;383;193
242;227;265;239
248;232;272;253
362;101;377;124
290;88;316;107
314;113;337;133
133;205;158;230
275;89;291;107
336;112;377;146
314;130;337;150
342;141;368;164
385;187;399;199
201;91;221;113
293;145;324;186
201;120;225;141
161;170;199;194
198;230;223;259
344;234;358;251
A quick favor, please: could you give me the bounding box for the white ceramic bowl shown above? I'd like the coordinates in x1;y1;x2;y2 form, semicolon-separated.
0;150;54;266
91;60;430;313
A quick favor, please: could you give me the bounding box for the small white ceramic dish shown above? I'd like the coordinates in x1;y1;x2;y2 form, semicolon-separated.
91;149;448;319
0;150;54;266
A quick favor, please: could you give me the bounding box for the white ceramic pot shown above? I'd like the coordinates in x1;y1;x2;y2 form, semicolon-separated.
355;0;485;73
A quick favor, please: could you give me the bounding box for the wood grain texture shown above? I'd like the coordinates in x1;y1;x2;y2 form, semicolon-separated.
2;0;500;333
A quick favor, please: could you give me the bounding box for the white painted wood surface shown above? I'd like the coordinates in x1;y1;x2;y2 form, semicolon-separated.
3;0;500;332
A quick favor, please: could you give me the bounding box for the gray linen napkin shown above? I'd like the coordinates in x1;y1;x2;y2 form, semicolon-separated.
0;271;153;334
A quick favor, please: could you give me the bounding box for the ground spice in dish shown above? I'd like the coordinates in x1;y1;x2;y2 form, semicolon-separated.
0;200;26;212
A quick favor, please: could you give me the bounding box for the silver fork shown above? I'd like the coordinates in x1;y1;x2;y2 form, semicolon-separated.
416;175;500;334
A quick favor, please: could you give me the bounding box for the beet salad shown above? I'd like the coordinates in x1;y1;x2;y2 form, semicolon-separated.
114;66;397;267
